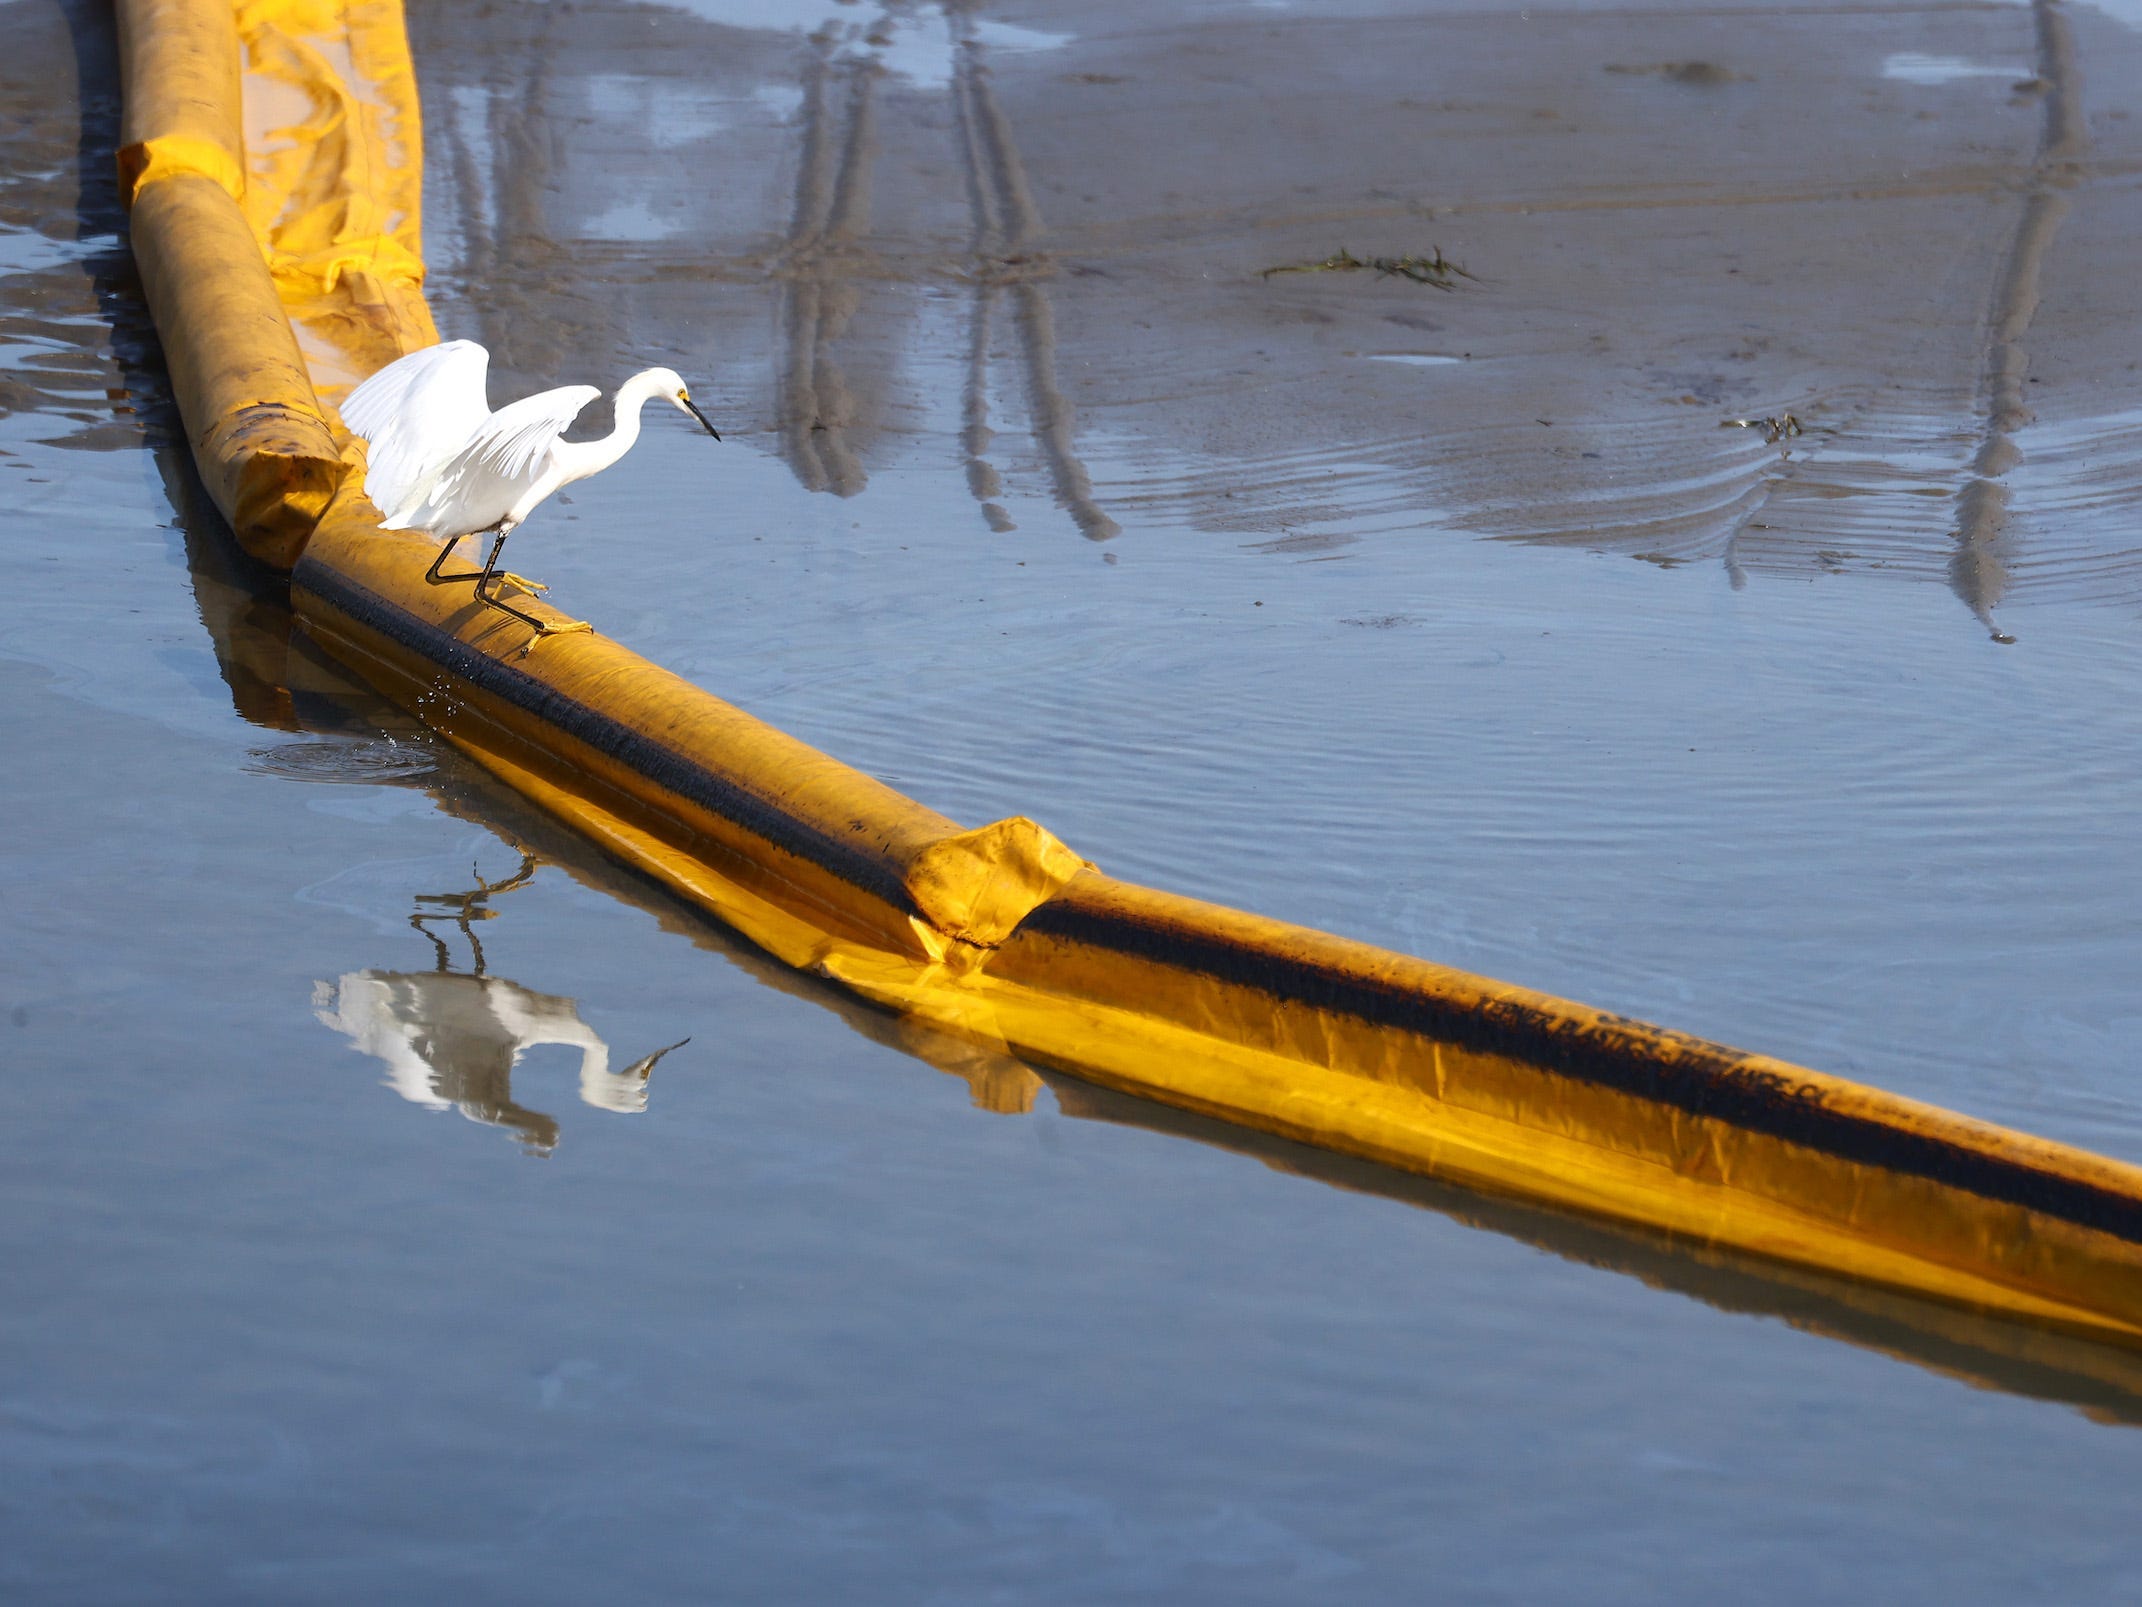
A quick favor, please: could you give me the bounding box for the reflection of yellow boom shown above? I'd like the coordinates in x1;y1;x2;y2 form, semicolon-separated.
117;0;2142;1346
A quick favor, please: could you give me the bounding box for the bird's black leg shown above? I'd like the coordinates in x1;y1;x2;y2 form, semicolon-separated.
425;530;488;586
469;530;551;631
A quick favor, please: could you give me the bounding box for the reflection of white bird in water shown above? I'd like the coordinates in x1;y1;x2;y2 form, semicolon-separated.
339;339;721;637
314;969;689;1155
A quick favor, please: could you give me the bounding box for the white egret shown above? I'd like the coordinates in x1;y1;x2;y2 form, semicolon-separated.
315;968;690;1152
312;855;690;1153
339;339;720;636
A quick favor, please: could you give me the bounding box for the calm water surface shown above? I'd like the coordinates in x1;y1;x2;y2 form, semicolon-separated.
5;0;2142;1600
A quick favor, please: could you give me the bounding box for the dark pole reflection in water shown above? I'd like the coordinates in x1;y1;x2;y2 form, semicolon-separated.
945;1;1119;542
1946;0;2089;645
764;1;1120;536
774;24;876;497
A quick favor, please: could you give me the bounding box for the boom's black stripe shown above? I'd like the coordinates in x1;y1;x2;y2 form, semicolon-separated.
1020;899;2142;1245
299;563;922;916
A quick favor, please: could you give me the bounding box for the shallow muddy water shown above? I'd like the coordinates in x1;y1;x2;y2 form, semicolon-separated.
7;0;2142;1599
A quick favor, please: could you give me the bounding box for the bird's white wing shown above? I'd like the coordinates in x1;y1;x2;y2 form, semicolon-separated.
339;340;493;524
415;385;601;534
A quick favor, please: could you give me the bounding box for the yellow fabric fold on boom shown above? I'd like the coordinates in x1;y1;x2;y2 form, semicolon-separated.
234;0;436;392
117;0;2142;1352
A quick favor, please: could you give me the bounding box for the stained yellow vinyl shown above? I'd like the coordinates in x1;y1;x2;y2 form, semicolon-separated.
117;0;2142;1345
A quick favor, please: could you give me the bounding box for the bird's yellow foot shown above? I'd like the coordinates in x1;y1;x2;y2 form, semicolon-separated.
518;618;593;655
496;571;549;596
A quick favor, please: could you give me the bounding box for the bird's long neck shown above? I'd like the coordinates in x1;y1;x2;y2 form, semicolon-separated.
556;370;667;482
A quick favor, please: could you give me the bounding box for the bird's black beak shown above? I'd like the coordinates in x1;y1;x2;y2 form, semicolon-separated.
681;396;720;441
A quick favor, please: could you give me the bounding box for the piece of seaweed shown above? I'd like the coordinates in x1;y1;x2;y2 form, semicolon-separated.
1260;248;1477;289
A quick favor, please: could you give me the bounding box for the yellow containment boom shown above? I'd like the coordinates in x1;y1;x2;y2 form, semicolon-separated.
117;0;2142;1347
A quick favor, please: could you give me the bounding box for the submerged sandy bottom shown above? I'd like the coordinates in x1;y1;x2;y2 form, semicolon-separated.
6;0;2142;1599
